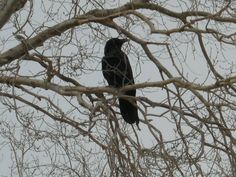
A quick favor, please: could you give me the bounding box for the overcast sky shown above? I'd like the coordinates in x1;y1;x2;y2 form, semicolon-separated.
0;0;236;176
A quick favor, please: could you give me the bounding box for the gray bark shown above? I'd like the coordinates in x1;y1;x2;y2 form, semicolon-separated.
0;0;27;29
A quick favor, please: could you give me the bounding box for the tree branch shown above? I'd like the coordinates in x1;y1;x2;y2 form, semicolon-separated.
1;2;235;67
0;0;27;29
1;76;236;96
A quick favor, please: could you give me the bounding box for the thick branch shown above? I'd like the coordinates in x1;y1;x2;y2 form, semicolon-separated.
0;76;236;96
0;0;27;29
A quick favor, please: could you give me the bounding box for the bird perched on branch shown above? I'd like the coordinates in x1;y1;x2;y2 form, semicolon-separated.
102;38;140;128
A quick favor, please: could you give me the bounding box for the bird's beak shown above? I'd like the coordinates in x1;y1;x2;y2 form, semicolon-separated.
122;38;129;43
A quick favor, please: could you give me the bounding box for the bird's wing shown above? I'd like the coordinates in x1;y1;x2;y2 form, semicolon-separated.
102;54;135;87
122;54;135;85
102;56;123;87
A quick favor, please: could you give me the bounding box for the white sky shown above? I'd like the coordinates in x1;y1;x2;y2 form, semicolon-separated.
0;0;236;176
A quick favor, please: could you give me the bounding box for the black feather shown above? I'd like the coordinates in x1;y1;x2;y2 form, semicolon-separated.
102;38;139;127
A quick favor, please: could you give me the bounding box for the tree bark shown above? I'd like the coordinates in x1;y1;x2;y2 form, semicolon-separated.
0;0;27;29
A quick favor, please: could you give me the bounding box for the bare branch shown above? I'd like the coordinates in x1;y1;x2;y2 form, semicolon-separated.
0;0;27;29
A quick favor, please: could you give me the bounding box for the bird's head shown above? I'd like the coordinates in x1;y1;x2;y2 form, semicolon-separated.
104;38;129;55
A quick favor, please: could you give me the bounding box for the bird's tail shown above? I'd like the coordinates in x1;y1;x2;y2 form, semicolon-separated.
118;96;139;127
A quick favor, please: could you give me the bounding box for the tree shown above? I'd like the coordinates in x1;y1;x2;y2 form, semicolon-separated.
0;0;236;176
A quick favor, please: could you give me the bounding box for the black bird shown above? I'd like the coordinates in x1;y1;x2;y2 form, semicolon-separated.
102;38;139;127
